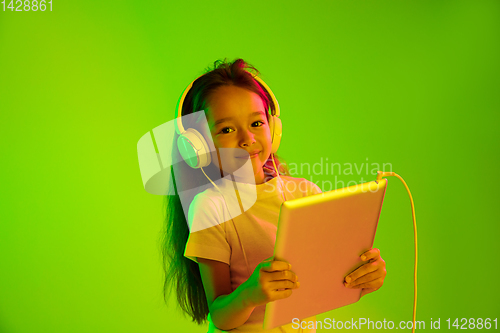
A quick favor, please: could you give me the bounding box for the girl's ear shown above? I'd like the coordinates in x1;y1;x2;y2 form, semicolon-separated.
177;128;212;169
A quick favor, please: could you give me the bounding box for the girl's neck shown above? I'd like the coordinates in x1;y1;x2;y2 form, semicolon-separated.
227;169;277;185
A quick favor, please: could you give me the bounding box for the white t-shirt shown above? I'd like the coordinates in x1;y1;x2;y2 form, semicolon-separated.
184;175;322;333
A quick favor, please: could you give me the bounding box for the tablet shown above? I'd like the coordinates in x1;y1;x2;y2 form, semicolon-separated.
263;178;388;330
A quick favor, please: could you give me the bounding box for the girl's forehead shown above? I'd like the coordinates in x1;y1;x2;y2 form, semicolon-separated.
205;85;266;120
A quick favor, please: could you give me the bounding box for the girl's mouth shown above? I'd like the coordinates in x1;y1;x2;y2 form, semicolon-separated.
236;151;260;159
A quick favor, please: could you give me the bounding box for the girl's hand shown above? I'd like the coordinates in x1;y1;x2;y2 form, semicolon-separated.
343;248;386;297
243;257;300;307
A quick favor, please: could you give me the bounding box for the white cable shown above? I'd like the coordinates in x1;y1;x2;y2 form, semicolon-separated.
200;167;252;277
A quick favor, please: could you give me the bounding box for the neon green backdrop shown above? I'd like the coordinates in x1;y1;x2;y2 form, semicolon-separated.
1;0;499;332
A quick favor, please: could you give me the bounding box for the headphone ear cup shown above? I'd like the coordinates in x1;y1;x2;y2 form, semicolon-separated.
269;115;282;154
177;128;211;168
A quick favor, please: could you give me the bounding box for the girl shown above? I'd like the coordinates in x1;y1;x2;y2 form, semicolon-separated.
162;59;387;333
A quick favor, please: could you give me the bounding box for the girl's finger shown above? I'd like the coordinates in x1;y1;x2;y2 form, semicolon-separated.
347;276;385;290
274;288;293;300
261;260;291;272
360;248;381;261
345;260;380;284
345;268;386;288
270;280;298;291
270;270;297;282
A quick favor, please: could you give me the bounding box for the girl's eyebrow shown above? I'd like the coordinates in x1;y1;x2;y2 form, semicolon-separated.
212;111;266;127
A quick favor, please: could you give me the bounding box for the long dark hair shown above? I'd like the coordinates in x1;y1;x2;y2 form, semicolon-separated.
161;58;290;324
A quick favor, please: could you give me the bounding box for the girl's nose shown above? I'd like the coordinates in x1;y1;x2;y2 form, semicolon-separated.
240;130;256;147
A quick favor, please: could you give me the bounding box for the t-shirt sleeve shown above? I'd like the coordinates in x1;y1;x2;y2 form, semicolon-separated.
300;178;322;195
183;193;231;265
309;181;322;195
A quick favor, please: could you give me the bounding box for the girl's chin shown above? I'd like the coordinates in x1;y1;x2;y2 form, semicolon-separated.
212;161;260;176
218;162;265;183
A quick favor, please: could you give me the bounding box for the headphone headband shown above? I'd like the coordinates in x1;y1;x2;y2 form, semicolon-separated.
174;78;196;135
254;75;280;118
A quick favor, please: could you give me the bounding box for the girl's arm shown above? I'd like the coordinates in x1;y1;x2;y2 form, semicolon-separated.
198;258;256;330
198;257;300;331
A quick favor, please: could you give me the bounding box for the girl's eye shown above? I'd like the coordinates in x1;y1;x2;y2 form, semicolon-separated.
219;121;264;134
220;127;234;134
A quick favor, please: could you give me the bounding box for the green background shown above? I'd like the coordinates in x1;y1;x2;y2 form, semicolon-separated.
1;0;499;332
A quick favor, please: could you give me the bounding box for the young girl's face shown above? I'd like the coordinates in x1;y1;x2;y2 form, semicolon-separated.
204;85;273;185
